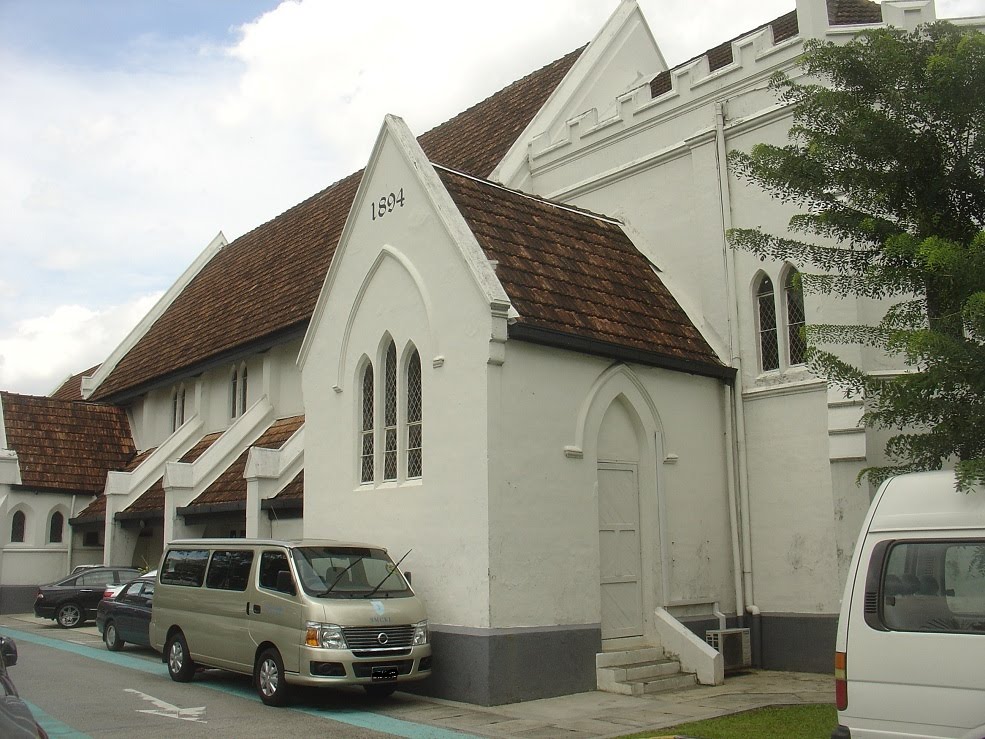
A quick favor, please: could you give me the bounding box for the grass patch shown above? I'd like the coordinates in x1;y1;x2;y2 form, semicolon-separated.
620;703;838;739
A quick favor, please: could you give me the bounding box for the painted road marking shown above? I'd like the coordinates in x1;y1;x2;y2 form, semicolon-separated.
125;688;207;722
3;626;478;738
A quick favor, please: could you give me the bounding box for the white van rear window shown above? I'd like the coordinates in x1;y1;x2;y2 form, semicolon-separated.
160;549;209;587
881;540;985;634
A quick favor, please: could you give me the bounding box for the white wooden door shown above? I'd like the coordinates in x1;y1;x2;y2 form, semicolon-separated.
598;463;643;640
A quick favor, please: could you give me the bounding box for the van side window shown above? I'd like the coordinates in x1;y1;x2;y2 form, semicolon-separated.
258;551;291;592
206;550;255;591
161;549;210;587
880;540;985;634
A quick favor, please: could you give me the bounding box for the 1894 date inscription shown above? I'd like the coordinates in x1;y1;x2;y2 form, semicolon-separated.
370;188;405;220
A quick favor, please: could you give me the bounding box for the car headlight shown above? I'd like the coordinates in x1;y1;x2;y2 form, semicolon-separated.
305;622;347;649
412;619;429;646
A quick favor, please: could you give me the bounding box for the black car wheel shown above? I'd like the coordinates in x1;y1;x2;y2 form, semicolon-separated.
103;621;124;651
166;632;196;682
254;648;291;706
56;603;83;628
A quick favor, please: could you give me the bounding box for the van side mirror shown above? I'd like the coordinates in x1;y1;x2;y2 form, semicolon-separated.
0;636;18;667
403;571;412;585
275;570;297;596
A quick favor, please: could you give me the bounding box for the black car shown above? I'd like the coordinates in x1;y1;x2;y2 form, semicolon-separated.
33;566;142;628
96;576;154;650
0;635;48;738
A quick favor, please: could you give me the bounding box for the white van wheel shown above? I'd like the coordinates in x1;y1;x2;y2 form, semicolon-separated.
255;648;290;706
166;632;196;682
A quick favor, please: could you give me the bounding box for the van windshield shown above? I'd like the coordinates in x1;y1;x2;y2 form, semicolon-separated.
291;546;412;599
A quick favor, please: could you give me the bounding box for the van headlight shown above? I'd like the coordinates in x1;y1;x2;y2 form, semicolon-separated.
412;620;429;646
305;622;347;649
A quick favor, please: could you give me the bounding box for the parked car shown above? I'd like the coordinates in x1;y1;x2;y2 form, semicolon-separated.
33;566;142;628
0;635;48;738
102;570;157;601
96;575;155;651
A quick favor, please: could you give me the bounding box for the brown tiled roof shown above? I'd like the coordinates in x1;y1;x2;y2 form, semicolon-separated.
436;169;724;374
72;447;160;524
120;432;224;517
50;365;100;401
1;392;135;495
828;0;881;25
649;2;880;97
182;416;304;512
270;470;303;502
91;49;584;402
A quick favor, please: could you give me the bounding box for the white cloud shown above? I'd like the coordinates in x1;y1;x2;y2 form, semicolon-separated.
0;0;980;396
0;294;163;397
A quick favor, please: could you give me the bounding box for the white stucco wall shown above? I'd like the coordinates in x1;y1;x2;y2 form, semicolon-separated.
489;341;734;634
301;129;502;629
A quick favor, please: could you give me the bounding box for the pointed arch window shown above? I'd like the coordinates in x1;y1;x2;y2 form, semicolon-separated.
383;340;398;481
11;511;25;543
49;511;64;543
171;385;186;432
360;362;375;484
406;349;423;478
785;269;807;366
230;364;248;419
756;275;779;372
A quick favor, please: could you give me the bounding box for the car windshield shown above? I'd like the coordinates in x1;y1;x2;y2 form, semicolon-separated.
291;546;411;599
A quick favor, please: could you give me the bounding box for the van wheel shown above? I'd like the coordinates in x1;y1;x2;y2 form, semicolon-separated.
104;621;124;651
255;648;291;706
364;684;396;698
166;632;196;682
56;603;83;628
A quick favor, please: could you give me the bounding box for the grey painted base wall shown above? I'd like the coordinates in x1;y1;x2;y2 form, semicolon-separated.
406;624;601;705
406;614;834;705
679;612;837;674
0;586;39;615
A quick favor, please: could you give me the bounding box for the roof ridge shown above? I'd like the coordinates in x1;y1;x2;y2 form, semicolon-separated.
432;163;624;227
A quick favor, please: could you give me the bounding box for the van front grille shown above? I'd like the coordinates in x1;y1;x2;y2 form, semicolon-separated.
343;625;415;650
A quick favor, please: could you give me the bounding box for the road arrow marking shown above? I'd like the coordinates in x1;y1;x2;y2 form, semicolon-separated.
124;688;207;723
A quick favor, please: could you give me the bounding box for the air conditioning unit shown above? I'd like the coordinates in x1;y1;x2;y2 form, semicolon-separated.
705;628;752;672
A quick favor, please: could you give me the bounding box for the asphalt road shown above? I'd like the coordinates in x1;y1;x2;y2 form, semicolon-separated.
0;615;468;738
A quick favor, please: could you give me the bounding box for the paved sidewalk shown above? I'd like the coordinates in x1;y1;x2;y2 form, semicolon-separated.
378;669;834;738
4;612;832;738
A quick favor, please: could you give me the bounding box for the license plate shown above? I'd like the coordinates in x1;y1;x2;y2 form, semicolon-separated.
371;666;398;682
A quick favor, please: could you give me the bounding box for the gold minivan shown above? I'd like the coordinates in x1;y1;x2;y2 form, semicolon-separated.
148;538;431;705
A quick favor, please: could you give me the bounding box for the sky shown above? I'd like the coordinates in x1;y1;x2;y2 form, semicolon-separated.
1;0;983;396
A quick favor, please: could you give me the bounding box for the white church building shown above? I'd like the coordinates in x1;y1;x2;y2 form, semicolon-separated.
2;0;980;704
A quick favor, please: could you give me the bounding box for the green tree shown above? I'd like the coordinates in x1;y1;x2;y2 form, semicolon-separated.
727;21;985;490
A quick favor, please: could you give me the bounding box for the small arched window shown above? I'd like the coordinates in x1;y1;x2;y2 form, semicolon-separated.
756;275;779;372
11;511;25;543
785;269;807;365
383;340;398;481
171;385;186;432
360;362;375;484
49;511;64;543
230;364;248;418
406;349;422;478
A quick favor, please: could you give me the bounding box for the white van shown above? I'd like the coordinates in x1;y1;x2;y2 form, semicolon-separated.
832;471;985;739
148;538;431;705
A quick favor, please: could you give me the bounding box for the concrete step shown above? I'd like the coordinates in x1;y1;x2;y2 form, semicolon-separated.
596;646;666;668
596;646;698;696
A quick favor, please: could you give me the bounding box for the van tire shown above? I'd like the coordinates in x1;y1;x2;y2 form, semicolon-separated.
104;621;124;651
166;632;196;682
255;648;291;706
56;603;83;628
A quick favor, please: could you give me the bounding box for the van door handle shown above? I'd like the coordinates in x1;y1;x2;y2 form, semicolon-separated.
253;604;261;614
